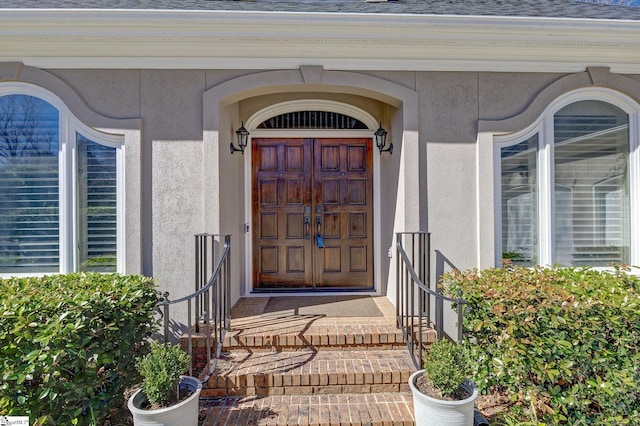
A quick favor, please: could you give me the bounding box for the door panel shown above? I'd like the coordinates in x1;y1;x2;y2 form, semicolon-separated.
253;138;373;290
314;139;373;288
253;139;312;288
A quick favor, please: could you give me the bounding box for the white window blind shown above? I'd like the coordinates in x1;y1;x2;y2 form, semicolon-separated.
501;135;538;265
0;95;59;273
553;101;629;266
77;134;117;272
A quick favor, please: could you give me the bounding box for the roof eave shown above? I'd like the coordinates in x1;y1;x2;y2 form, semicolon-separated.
1;9;639;73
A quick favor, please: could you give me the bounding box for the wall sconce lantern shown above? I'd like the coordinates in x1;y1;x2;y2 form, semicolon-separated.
230;122;250;154
374;122;392;155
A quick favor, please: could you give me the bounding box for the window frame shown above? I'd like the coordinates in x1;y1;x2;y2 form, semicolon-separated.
494;87;640;269
0;83;125;277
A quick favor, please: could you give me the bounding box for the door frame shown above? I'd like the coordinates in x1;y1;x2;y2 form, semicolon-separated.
243;129;383;296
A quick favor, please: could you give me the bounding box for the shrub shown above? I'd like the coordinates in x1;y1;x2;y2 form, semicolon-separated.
0;273;160;425
423;338;469;398
136;342;190;407
443;265;640;425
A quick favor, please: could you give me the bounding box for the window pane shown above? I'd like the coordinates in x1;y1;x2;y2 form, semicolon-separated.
77;133;117;272
501;135;538;265
258;111;368;129
554;100;629;266
0;95;59;273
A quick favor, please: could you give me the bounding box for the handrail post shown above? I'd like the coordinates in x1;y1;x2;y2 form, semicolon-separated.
425;233;431;327
161;292;170;344
436;295;443;339
396;233;400;325
457;299;464;343
187;299;193;377
225;235;231;331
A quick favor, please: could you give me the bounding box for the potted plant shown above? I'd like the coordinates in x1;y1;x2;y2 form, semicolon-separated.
408;338;478;426
127;341;202;426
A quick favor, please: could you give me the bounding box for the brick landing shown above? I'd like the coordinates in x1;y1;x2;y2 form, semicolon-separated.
196;296;429;426
201;394;414;426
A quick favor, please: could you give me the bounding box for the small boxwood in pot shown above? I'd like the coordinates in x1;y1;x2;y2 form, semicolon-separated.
135;342;191;408
419;338;470;400
409;338;478;426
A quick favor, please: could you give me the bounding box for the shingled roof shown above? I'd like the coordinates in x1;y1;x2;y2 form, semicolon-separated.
3;0;640;20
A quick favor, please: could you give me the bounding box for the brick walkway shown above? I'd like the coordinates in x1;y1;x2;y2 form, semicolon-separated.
195;296;431;426
200;394;414;426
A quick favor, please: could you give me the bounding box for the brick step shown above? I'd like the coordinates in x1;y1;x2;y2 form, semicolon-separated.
223;324;417;351
202;349;415;397
184;323;435;352
199;393;415;426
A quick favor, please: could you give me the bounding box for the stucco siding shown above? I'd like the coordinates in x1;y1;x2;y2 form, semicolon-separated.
5;63;639;329
152;140;203;322
418;72;479;143
49;69;141;119
478;72;564;122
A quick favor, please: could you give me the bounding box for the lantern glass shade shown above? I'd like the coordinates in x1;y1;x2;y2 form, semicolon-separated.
236;122;249;149
230;121;251;154
374;122;392;155
375;124;387;149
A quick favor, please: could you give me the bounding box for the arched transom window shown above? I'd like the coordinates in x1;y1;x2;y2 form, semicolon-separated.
257;111;368;129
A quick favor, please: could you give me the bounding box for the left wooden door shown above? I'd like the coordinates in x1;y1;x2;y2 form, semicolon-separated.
252;138;313;288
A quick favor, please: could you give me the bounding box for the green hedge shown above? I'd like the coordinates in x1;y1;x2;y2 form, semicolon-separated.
0;273;160;425
443;265;640;425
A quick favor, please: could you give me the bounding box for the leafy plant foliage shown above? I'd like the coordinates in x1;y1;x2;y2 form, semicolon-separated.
0;273;159;425
136;342;190;407
422;338;469;398
443;265;640;425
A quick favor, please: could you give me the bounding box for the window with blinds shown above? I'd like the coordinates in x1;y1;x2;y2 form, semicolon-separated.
77;134;117;272
0;91;122;275
501;135;538;265
499;99;630;268
0;95;60;273
553;101;629;266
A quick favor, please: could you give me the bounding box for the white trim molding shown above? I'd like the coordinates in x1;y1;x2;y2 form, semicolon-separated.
0;10;639;73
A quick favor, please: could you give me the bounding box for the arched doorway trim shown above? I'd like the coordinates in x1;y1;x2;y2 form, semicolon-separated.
245;100;379;131
243;99;381;294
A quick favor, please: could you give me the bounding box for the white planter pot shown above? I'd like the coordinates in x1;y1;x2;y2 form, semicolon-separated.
408;370;478;426
128;375;202;426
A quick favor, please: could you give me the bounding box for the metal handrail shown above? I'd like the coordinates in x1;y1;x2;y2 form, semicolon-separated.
396;232;468;369
156;234;231;382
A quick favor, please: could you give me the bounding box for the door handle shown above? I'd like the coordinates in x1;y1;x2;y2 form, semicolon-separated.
304;206;311;240
315;216;324;248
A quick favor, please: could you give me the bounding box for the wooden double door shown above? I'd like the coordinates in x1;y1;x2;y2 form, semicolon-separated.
252;138;374;290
